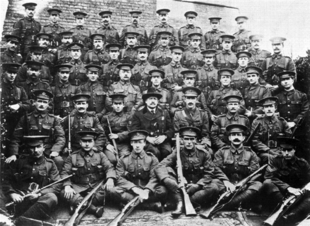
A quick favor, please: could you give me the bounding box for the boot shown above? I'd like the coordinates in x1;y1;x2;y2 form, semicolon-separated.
148;202;164;213
87;204;104;218
223;190;256;210
171;191;183;218
22;203;50;220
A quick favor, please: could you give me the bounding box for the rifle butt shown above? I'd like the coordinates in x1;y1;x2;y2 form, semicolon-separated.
199;207;213;219
264;208;283;226
181;188;197;216
107;213;123;226
64;212;79;226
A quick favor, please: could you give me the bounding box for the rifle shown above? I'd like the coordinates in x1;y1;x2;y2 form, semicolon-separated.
175;133;197;216
200;164;267;219
67;113;72;154
107;196;140;226
64;179;105;226
6;174;73;207
106;117;119;162
244;122;261;146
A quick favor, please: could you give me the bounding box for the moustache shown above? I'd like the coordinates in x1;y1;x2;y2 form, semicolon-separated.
233;138;241;142
38;105;44;109
78;107;85;111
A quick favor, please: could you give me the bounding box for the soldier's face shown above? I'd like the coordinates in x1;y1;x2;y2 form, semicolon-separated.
112;101;125;112
160;37;169;47
4;71;17;83
131;16;140;24
246;73;259;85
237;21;247;30
119;69;132;81
203;56;214;65
87;71;99;82
25;8;35;17
229;132;245;146
227;102;240;113
27;67;40;79
70;49;82;59
79;138;95;152
93;40;104;49
137;51;148;61
211;21;219;30
220;75;231;86
109;50;120;59
151;75;163;86
101;16;111;25
38;37;50;47
281;148;296;160
238;57;249;67
190;39;201;48
184;96;197;109
29;144;45;158
158;14;168;23
126;37;138;46
186;16;196;25
263;104;276;116
62;36;73;44
251;39;261;49
272;43;283;54
7;41;18;51
75;101;88;113
222;41;232;50
50;14;60;23
145;96;159;109
31;53;42;61
58;70;70;82
172;51;182;61
183;136;196;150
184;77;195;86
131;139;146;154
35;98;50;111
75;18;85;26
280;77;294;90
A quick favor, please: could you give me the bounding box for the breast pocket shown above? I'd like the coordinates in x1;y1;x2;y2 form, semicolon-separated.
42;123;52;135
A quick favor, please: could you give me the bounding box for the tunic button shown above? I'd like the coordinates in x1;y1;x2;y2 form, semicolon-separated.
31;177;33;179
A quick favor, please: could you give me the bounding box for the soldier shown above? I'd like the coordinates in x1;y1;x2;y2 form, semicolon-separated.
106;63;142;113
60;130;116;218
241;66;271;119
261;37;296;88
197;49;219;98
132;45;156;91
70;11;92;52
1;34;23;64
261;137;310;224
8;90;65;170
100;91;132;166
214;34;238;69
84;33;110;66
178;11;206;50
251;97;292;164
247;35;271;68
207;69;243;116
62;92;106;153
233;16;251;52
12;2;41;59
41;6;65;49
161;45;184;92
149;8;179;50
56;31;74;64
111;130;167;212
174;87;211;149
121;31;139;65
154;126;227;217
78;64;108;113
181;32;204;69
2;135;62;225
130;90;173;160
102;43;122;86
211;94;250;151
232;51;252;95
67;42;87;86
1;63;30;156
204;17;225;51
120;10;148;46
148;31;173;68
95;10;120;45
52;63;77;118
214;124;262;210
143;70;172;111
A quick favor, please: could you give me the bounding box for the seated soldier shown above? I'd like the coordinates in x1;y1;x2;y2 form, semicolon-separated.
110;130;167;212
60;130;116;218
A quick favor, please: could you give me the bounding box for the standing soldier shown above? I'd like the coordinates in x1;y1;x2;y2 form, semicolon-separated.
211;94;250;151
106;63;142;113
148;31;173;68
121;31;139;65
84;33;110;66
204;17;225;51
214;34;238;69
111;130;167;212
8;90;65;170
178;11;206;50
100;91;132;166
149;9;179;50
130;90;174;160
67;43;87;86
232;51;252;95
251;97;292;164
181;32;204;69
1;34;23;64
233;16;251;52
56;31;74;64
52;63;77;118
70;11;92;52
174;87;211;149
261;37;296;88
96;10;120;45
12;2;41;60
102;43;122;86
247;35;271;68
1;63;30;156
120;10;148;46
60;130;116;218
41;7;65;49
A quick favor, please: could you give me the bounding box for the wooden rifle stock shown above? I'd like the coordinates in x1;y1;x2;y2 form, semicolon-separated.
244;122;261;146
67;113;71;154
106;117;119;162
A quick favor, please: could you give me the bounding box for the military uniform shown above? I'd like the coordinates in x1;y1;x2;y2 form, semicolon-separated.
120;24;148;46
178;25;206;50
68;58;87;86
197;64;219;93
204;30;225;51
84;49;110;66
17;62;52;84
233;30;251;52
214;50;238;69
181;46;204;69
56;43;71;64
95;25;120;45
162;61;185;90
248;47;271;68
148;46;172;68
102;59;120;86
70;25;92;50
132;60;157;91
232;66;250;95
1;49;23;64
121;46;138;65
149;24;179;50
143;86;172;111
19;78;51;102
41;23;65;47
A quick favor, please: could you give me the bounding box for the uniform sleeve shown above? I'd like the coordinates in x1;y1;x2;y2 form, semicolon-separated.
251;118;270;153
133;86;143;111
148;28;156;47
12;20;22;38
145;156;160;192
60;155;73;188
51;117;66;153
2;161;19;195
18;87;31;112
8;116;25;156
197;152;215;186
210;118;226;150
213;148;225;169
93;115;108;151
115;158;137;191
200;111;211;147
117;114;131;142
173;112;181;132
248;150;260;174
282;119;293;137
154;150;177;182
164;110;174;140
83;51;90;64
295;93;309;123
41;161;62;195
129;111;141;131
100;152;116;179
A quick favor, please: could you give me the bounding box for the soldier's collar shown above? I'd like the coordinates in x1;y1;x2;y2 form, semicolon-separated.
159;46;169;51
102;25;111;29
170;61;181;67
138;60;147;66
71;59;82;64
152;85;162;91
26;16;34;21
26;77;41;84
272;53;282;59
183;147;196;157
112;111;124;116
51;22;59;27
159;23;168;28
126;45;136;50
249;83;259;88
210;29;219;34
227;111;239;119
76;25;84;30
81;149;94;157
190;47;200;53
284;88;295;94
120;80;131;85
282;155;297;165
203;64;214;71
223;50;231;54
184;106;198;115
59;80;70;87
87;80;99;86
238;66;247;72
132;150;145;159
219;84;231;90
264;114;277;123
186;24;195;29
231;145;243;154
110;59;119;65
32;156;45;165
6;49;17;55
33;110;48;118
